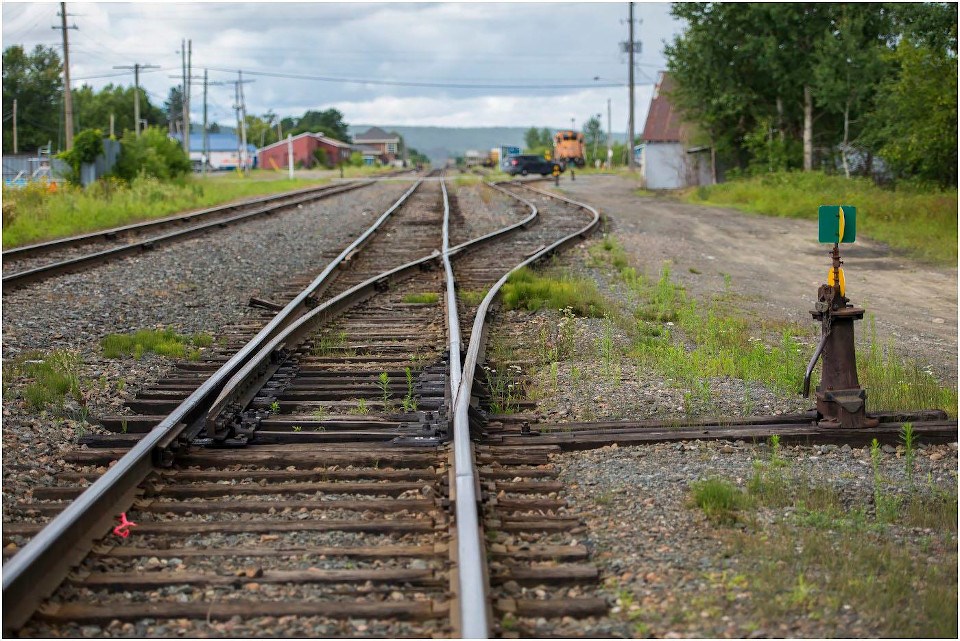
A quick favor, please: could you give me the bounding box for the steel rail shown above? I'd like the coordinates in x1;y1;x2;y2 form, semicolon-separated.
2;182;363;263
205;182;541;425
2;182;373;289
0;178;426;633
450;183;598;635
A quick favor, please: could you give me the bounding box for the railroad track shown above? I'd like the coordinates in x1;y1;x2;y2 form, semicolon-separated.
2;175;602;637
2;180;374;289
5;174;955;637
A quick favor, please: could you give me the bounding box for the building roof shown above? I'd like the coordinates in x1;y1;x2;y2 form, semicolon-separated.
640;72;685;143
354;126;399;143
256;132;353;153
170;132;256;153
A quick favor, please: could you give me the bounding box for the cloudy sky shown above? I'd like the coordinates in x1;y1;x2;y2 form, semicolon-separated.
2;1;684;131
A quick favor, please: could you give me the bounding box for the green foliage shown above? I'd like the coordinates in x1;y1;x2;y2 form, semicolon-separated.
524;126;553;152
285;108;350;142
378;372;392;412
665;3;957;185
865;40;958;187
7;350;83;411
858;318;957;416
57;129;104;184
690;477;750;524
501;266;608;317
74;83;166;138
684;170;957;264
101;328;211;360
312;146;329;168
402;292;439;304
2;45;63;153
114;127;191;181
349;151;364;167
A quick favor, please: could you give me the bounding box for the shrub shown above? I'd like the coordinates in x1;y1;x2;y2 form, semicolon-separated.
58;128;105;184
113;127;191;181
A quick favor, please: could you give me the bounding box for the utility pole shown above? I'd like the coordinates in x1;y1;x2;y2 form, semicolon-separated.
234;70;252;174
53;2;78;150
627;1;636;171
114;63;159;136
12;99;17;153
287;133;293;179
109;112;114;138
606;98;612;168
179;39;193;156
202;69;208;175
176;70;223;175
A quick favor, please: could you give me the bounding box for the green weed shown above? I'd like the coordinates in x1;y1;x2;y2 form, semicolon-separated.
690;477;751;524
501;266;608;317
378;372;392;413
101;328;211;360
459;289;486;305
402;292;439;304
9;350;83;411
402;366;417;412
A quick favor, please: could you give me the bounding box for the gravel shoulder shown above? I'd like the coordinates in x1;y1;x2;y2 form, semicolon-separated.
550;175;957;383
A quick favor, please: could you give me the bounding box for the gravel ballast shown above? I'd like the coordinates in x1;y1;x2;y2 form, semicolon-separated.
2;182;411;508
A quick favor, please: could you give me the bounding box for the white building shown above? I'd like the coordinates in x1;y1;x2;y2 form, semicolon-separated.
636;72;714;190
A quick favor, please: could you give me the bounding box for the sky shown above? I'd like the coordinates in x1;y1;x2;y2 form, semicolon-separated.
2;1;685;132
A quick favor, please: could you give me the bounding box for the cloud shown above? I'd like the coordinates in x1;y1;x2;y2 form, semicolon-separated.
2;2;679;129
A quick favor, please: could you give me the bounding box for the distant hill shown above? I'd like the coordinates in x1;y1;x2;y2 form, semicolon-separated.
348;125;627;163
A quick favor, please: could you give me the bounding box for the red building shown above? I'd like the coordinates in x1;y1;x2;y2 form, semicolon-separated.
258;133;353;170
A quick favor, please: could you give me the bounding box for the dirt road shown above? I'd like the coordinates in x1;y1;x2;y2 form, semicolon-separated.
552;174;957;383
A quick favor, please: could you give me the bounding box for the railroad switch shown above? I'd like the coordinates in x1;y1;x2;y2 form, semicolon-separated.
803;206;878;429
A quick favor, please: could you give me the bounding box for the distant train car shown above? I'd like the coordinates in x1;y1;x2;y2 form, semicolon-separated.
553;131;585;168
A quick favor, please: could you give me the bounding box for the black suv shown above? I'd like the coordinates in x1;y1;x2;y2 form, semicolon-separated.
503;154;562;176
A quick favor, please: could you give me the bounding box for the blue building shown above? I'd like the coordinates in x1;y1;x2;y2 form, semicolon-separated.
169;132;258;171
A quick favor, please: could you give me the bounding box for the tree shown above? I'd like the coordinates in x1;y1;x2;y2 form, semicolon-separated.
73;83;166;138
865;39;957;186
2;44;63;153
164;86;183;133
245;111;279;149
289;108;350;142
583;115;606;163
812;5;890;177
523;127;541;150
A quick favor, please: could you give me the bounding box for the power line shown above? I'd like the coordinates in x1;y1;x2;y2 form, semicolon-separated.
206;67;624;90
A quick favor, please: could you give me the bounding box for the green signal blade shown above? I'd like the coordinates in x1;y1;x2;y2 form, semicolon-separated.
818;205;857;243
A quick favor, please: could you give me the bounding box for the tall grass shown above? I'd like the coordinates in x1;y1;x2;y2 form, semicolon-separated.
683;171;957;264
4;350;84;411
2;174;327;248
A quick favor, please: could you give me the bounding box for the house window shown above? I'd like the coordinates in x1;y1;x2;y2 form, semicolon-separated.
387;143;397;153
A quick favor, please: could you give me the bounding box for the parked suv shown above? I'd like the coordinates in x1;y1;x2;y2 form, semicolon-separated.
503;154;562;176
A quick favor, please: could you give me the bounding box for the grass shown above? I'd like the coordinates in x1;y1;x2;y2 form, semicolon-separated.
501;266;609;317
858;317;958;416
459;289;486;306
681;170;958;264
686;442;958;638
101;327;212;360
4;350;83;411
2;174;328;248
690;477;751;524
402;292;439;304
